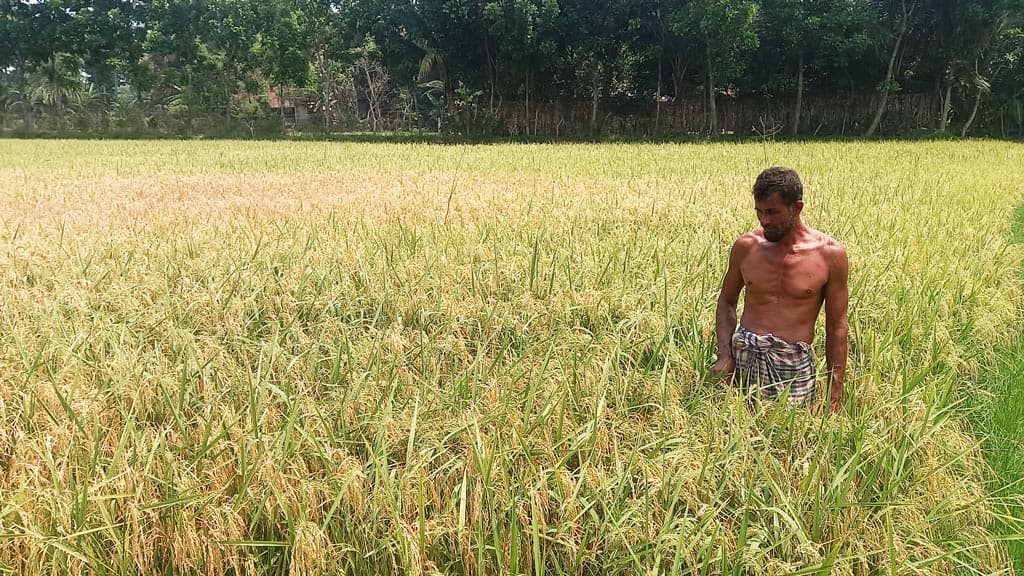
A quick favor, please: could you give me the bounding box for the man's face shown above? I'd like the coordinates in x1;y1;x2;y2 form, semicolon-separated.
754;193;801;242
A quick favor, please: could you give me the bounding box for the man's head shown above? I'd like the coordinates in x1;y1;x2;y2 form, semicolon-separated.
752;167;804;242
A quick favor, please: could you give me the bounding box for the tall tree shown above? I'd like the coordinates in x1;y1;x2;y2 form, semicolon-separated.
674;0;759;137
0;1;34;126
69;0;147;112
636;0;690;136
955;0;1018;135
865;0;921;137
557;0;640;134
146;0;263;130
254;0;313;123
303;0;353;130
405;0;486;116
984;23;1023;136
1;0;79;127
758;0;870;135
483;0;559;131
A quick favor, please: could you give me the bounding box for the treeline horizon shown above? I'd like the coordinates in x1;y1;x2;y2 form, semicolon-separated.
1;0;1022;139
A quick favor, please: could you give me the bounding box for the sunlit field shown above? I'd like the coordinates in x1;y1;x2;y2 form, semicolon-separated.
1;139;1022;575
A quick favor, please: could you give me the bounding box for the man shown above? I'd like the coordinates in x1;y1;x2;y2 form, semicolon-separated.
711;167;849;414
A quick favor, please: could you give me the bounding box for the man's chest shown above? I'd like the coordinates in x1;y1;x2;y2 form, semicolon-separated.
741;249;829;300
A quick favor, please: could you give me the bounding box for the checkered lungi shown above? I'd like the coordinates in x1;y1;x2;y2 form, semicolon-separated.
732;326;816;406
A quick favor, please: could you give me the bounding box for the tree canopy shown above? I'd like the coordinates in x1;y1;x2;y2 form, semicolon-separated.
1;0;1021;137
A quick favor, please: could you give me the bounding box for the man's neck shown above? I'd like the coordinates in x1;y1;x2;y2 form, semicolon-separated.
772;220;808;250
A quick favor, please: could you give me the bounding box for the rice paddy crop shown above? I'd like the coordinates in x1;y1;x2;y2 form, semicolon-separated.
0;139;1022;575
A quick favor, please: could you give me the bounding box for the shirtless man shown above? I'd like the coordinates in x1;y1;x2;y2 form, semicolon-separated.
711;167;849;414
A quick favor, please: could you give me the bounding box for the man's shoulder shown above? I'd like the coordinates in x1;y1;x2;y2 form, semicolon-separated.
727;231;764;262
733;231;763;250
807;228;846;255
823;235;848;261
809;230;849;276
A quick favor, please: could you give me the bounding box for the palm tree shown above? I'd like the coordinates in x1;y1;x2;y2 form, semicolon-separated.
417;43;452;114
30;53;87;128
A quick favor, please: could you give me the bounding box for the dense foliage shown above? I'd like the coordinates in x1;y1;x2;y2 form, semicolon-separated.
0;0;1021;137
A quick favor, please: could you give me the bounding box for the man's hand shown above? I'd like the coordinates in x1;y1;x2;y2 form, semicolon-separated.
829;393;842;415
711;356;735;383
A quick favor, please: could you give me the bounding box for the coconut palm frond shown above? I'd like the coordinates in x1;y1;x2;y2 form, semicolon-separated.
417;50;442;83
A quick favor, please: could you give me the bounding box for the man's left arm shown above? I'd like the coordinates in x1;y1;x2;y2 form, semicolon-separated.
824;245;849;415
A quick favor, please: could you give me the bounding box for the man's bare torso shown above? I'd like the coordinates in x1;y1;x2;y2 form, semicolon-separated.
737;227;839;344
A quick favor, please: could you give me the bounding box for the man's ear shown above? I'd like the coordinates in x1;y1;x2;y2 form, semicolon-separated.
793;200;805;215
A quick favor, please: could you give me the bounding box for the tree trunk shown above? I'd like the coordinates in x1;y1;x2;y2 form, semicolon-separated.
442;58;454;118
707;42;717;138
791;53;804;137
99;84;109;130
590;66;600;134
655;49;663;138
525;66;530;136
363;66;377;132
322;77;330;131
672;55;687;101
226;78;232;124
280;85;286;124
404;82;416;131
485;40;496;117
841;79;854;136
19;65;33;130
316;49;330;130
961;89;982;138
865;78;892;138
939;78;952;132
22;99;33;130
866;0;912;137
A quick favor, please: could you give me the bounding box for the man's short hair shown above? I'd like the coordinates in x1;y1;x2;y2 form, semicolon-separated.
753;167;803;205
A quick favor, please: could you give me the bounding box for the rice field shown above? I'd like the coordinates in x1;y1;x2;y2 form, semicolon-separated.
976;204;1024;570
0;139;1022;575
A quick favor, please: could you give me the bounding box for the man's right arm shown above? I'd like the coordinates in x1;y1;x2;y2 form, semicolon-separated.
712;238;748;378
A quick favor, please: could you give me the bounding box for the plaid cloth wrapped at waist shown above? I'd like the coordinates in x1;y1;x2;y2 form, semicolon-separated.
732;325;816;406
